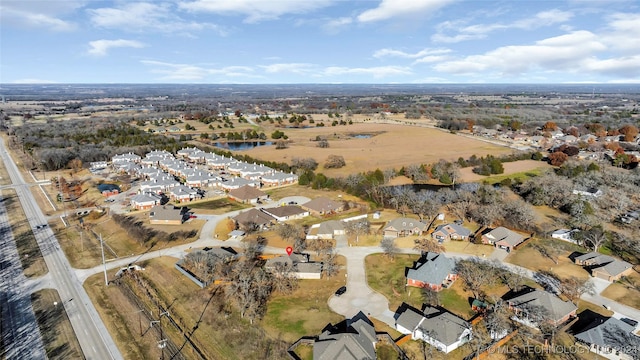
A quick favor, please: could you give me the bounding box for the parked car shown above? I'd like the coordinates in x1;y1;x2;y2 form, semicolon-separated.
335;286;347;296
288;201;297;205
621;318;638;327
189;215;197;219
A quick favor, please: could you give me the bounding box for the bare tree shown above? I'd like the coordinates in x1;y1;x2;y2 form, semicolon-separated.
413;237;444;254
585;226;607;252
499;266;528;292
275;223;302;244
558;276;595;305
344;219;370;244
317;139;329;148
603;324;640;360
271;262;298;294
381;238;398;259
322;250;339;278
456;259;498;300
421;287;440;307
308;238;333;256
324;154;346;169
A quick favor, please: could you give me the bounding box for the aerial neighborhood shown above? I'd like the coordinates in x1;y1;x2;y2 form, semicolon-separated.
1;84;640;360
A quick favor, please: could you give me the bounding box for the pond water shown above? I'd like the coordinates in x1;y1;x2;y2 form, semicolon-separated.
351;134;372;139
97;183;121;192
213;141;273;150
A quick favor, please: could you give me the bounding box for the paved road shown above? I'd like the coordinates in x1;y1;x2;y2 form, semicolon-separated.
0;137;123;360
0;193;46;359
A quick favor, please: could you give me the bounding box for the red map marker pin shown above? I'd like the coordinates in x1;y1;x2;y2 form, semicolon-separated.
286;246;293;256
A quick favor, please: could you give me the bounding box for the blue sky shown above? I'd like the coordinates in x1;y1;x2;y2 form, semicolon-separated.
1;0;639;84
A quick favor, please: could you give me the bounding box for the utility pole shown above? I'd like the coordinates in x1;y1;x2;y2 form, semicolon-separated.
100;233;108;286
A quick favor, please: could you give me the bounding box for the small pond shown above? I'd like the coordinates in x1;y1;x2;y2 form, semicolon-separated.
213;141;273;151
351;134;372;139
97;183;121;192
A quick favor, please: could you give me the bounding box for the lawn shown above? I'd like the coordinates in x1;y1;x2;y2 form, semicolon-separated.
601;271;640;310
365;254;423;311
2;188;48;277
186;197;251;214
0;156;10;186
458;160;551;184
505;238;591;281
31;289;83;359
262;270;347;342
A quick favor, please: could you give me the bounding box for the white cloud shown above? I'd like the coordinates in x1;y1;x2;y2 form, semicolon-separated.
373;48;450;59
141;60;258;81
357;0;455;23
0;1;78;31
323;17;353;33
11;78;58;84
323;66;412;78
260;63;316;74
600;13;640;53
88;2;227;35
434;31;606;76
178;0;334;23
88;39;146;57
433;9;574;43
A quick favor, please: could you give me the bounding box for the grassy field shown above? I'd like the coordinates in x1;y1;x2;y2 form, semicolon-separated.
262;266;347;342
458;160;551;184
0;156;10;186
505;238;591;281
31;289;83;359
187;197;251;214
57;213;204;269
241;122;511;177
2;189;48;277
86;256;341;360
601;271;640;309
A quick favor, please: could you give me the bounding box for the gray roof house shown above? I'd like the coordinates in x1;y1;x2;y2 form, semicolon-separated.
261;205;309;222
232;208;276;231
574;317;637;357
574;252;634;281
302;197;344;216
383;217;428;239
306;220;346;240
406;252;457;291
313;312;378;360
395;303;472;354
481;226;526;251
505;288;577;328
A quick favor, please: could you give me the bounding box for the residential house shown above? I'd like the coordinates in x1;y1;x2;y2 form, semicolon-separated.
261;171;298;187
227;185;267;204
574;252;634;282
169;185;199;203
261;205;309;222
185;172;219;188
574;317;637;359
481;227;526;252
395;303;472;354
220;176;259;191
306;220;346;240
232;208;276;231
89;161;108;171
505;288;577;328
111;152;141;164
302;197;344;216
313;312;378;360
406;252;457;291
431;223;472;242
551;229;578;243
130;192;163;210
383;217;428;239
264;253;322;279
149;205;184;225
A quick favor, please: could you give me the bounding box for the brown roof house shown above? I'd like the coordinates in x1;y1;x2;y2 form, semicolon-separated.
431;223;472;242
227;184;268;204
481;227;526;252
406;252;457;291
232;208;276;232
312;312;378;360
301;197;344;216
395;303;472;354
261;205;309;222
383;217;428;239
574;252;634;282
149;205;185;225
505;288;577;328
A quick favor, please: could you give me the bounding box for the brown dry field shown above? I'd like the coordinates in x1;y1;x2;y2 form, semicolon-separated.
458;159;552;182
242;123;511;176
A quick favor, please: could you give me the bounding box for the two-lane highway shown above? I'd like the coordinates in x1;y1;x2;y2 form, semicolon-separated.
0;137;122;360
